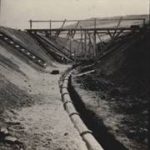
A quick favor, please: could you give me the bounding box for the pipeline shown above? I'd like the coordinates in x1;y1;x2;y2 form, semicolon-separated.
69;76;128;150
59;66;130;150
59;67;104;150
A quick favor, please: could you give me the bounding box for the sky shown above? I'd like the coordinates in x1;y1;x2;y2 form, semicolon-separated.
0;0;149;29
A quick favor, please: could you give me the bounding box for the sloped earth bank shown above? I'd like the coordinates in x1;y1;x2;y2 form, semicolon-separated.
72;76;148;150
71;32;149;150
0;44;87;150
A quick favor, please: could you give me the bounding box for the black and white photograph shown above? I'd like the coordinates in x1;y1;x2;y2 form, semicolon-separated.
0;0;149;150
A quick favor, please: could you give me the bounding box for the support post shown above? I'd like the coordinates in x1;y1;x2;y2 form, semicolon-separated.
50;20;52;38
87;32;91;56
97;33;104;52
93;18;97;58
29;20;32;29
71;21;80;38
56;19;66;37
80;27;84;56
77;39;81;57
84;30;87;59
113;17;122;39
70;38;72;58
107;30;114;40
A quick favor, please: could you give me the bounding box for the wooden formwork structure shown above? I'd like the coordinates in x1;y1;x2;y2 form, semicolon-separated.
28;18;145;61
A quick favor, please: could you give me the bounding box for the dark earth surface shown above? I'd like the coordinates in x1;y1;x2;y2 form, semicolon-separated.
72;29;149;150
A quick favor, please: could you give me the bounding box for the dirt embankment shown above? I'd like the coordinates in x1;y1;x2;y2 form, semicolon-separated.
0;26;54;66
0;27;87;150
73;30;149;150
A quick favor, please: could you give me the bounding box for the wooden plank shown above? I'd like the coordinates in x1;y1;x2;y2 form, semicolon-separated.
27;27;138;32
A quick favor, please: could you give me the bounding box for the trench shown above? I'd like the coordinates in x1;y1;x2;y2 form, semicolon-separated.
68;76;128;150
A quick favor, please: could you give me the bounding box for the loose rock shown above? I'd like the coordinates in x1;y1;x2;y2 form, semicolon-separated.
51;70;60;75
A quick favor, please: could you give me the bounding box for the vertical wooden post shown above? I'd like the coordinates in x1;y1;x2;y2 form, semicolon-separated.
77;40;81;59
87;32;92;57
29;20;32;29
84;30;87;59
70;39;72;58
73;40;76;61
143;18;146;27
50;20;52;38
93;18;97;58
80;29;83;56
69;29;72;58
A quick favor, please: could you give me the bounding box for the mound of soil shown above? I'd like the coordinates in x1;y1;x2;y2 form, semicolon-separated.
73;30;150;150
0;27;53;66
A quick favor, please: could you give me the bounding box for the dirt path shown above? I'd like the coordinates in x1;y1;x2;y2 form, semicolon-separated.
0;45;87;150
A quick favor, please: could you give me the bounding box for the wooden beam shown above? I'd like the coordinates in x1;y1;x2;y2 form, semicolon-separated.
71;21;80;38
84;30;87;58
55;19;67;37
113;17;123;38
114;29;124;39
107;29;115;40
30;18;145;23
27;27;138;32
